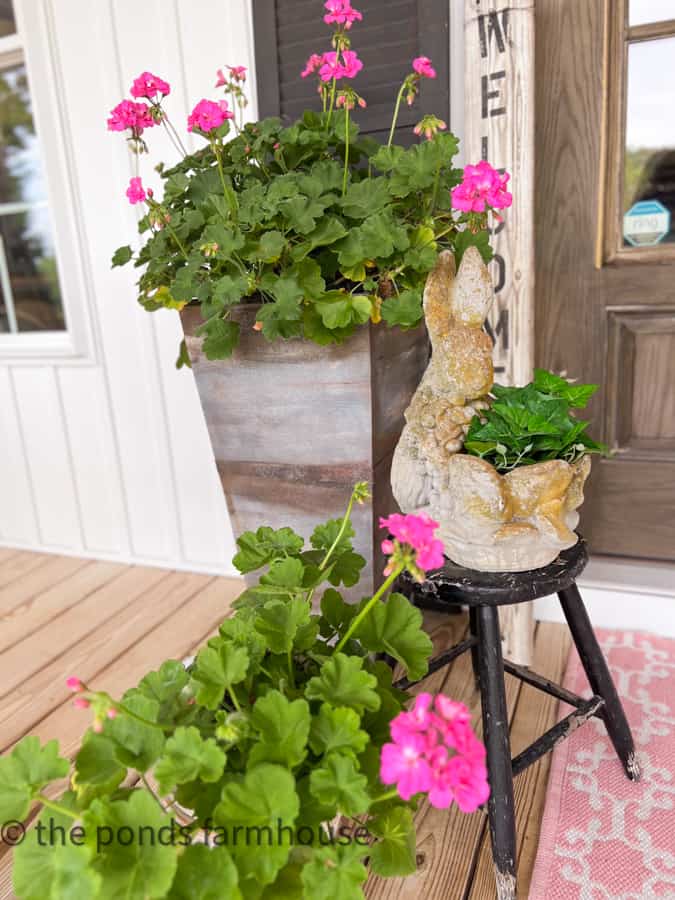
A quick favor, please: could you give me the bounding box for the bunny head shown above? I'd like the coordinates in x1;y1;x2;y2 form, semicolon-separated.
422;246;495;405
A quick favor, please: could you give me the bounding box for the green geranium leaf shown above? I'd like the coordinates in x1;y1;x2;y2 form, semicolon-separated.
302;306;355;346
336;212;409;269
232;526;304;574
154;726;226;794
255;597;310;654
175;338;192;370
214;764;300;889
256;230;286;262
315;292;372;330
191;642;249;710
327;550;366;588
13;803;100;900
291;258;325;299
83;791;177;898
300;844;367;900
381;290;423;328
310;518;355;555
309;754;369;817
74;732;126;798
260;860;304;899
340;178;390;219
137;659;191;724
0;737;69;821
197;318;240;360
305;654;380;715
319;589;356;638
167;844;241;900
106;690;166;772
453;227;493;265
111;245;133;267
368;806;417;877
355;592;432;682
258;557;306;594
309;704;369;758
249;690;310;768
210;274;248;311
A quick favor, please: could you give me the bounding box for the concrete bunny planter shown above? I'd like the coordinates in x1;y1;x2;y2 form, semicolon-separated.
392;249;592;573
181;303;429;593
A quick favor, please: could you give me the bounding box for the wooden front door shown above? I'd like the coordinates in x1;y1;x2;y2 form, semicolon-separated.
536;0;675;561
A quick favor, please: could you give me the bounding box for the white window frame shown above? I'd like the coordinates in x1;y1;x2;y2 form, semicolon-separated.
0;2;96;363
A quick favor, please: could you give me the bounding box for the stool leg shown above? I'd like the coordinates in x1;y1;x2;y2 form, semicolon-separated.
469;606;481;690
558;584;641;781
477;605;517;900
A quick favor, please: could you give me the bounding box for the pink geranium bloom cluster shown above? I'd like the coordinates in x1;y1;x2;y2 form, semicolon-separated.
130;71;171;100
317;49;363;82
451;160;513;213
323;0;362;29
380;693;489;811
216;66;247;86
107;99;155;134
380;512;445;574
187;98;234;134
126;177;147;205
412;56;436;79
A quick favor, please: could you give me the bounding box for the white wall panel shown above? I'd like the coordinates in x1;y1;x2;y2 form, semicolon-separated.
0;368;39;544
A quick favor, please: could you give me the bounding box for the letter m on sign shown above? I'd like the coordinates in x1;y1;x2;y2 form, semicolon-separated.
478;10;509;57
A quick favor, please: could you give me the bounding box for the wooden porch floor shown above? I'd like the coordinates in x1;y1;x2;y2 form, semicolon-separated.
0;548;571;899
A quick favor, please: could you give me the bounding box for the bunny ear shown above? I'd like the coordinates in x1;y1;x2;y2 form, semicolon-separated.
422;249;456;344
451;246;494;327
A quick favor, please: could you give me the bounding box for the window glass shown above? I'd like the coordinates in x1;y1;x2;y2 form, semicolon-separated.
0;62;65;332
629;1;675;26
0;0;16;38
622;37;675;247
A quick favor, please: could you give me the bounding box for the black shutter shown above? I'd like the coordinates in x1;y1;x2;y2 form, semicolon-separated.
252;0;449;146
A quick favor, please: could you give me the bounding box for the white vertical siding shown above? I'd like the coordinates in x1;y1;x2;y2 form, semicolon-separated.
0;0;257;574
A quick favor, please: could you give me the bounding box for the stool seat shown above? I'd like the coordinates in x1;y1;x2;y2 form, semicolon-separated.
399;536;588;607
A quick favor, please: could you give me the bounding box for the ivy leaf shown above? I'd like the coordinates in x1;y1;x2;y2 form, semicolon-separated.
300;844;367;900
105;691;166;772
249;690;310;768
0;737;69;821
532;368;598;408
355;593;432;682
315;292;372;329
83;791;177;898
191;641;249;710
73;732;126;798
381;290;423;328
111;245;133;267
167;844;241;900
154;726;226;794
13;802;101;900
305;654;381;715
233;526;304;574
197;318;240;360
368;806;417;877
309;704;369;758
255;597;310;654
214;764;300;889
309;753;369;817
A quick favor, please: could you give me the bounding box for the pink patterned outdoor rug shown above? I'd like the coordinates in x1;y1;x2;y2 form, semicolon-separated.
530;629;675;900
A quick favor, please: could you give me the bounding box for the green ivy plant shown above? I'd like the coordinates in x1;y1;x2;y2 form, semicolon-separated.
2;486;438;900
464;368;608;472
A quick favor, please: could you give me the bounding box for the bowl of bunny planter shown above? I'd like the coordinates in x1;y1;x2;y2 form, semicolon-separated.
391;249;607;572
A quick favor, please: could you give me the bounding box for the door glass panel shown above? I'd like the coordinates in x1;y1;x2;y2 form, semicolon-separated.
0;0;16;38
629;1;675;26
622;37;675;248
0;61;64;332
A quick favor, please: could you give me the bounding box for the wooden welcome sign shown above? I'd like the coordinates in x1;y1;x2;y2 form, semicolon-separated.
464;0;535;387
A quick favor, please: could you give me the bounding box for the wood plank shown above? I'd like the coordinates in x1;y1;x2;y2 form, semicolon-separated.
365;613;523;899
0;570;191;751
0;548;21;565
0;552;51;590
467;622;571;899
0;555;90;614
0;562;132;656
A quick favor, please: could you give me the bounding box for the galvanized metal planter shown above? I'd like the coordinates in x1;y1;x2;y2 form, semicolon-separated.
181;303;429;594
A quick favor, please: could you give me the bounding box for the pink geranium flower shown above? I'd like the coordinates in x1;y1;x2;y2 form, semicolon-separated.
340;50;363;79
324;0;363;29
126;177;146;205
380;693;489;811
451;160;512;213
187;98;234;133
228;65;247;82
412;56;436;79
380;512;445;574
107;99;155;133
301;53;324;79
130;71;170;99
318;50;363;82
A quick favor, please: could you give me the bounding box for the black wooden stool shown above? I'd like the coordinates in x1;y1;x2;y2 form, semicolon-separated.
395;537;640;900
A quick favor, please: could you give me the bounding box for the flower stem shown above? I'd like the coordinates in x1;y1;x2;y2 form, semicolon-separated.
326;77;338;129
369;788;400;807
387;83;407;148
334;567;402;653
319;491;356;572
35;795;79;820
287;649;296;690
342;105;350;196
114;701;174;733
228;688;241;713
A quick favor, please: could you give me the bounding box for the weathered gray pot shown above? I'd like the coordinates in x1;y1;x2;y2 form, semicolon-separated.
181;303;429;594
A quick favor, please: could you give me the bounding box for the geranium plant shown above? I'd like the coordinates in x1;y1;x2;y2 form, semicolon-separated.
107;0;511;363
464;368;608;472
1;485;488;900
